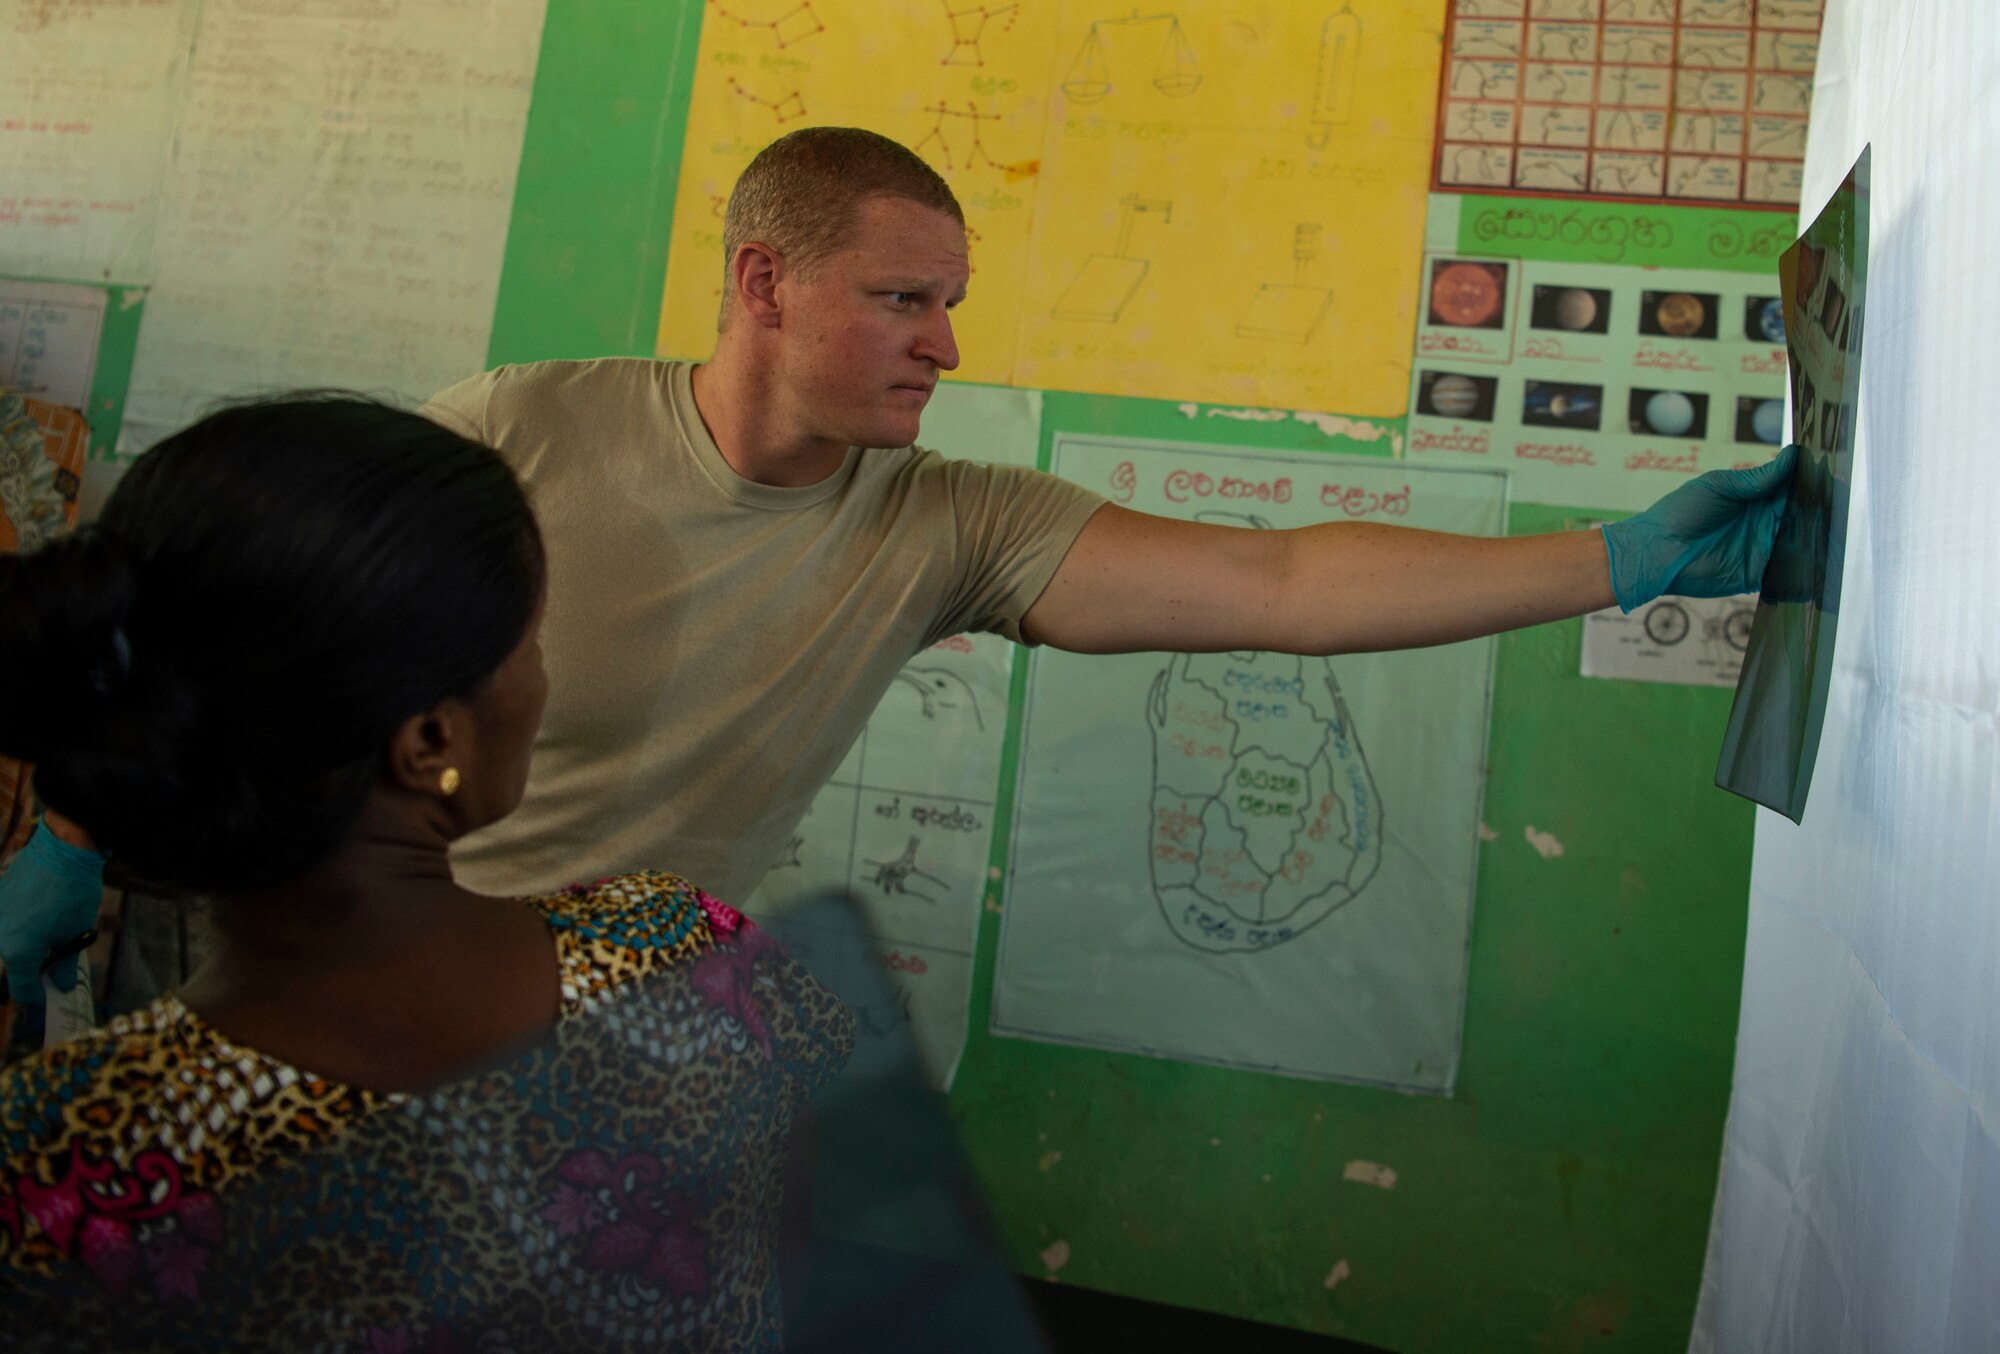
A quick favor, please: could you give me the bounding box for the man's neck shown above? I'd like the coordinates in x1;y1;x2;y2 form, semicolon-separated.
690;355;849;489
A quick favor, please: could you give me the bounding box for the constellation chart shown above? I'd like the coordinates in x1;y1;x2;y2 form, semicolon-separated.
707;0;825;49
911;99;1035;175
938;0;1017;67
1433;0;1825;208
660;1;1451;417
726;76;807;124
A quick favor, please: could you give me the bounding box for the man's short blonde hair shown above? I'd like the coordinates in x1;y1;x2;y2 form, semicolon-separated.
719;127;964;327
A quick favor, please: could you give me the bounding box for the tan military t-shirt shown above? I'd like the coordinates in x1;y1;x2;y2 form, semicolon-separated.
421;358;1105;905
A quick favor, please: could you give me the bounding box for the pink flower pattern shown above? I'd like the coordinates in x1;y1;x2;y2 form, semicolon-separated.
690;924;779;1059
697;891;744;935
0;871;857;1346
12;1141;222;1302
547;1148;710;1298
539;1181;606;1238
365;1323;416;1354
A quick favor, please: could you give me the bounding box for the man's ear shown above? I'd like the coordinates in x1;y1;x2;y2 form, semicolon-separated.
386;700;472;799
731;241;787;329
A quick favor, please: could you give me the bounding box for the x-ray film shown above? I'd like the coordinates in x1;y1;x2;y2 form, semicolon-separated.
1716;147;1870;822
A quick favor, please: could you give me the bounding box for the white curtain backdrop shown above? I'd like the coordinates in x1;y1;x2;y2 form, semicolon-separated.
1691;2;2000;1350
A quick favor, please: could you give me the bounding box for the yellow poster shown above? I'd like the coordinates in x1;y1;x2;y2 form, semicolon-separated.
658;2;1446;417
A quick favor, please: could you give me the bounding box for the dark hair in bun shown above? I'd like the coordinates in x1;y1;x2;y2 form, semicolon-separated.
0;393;544;893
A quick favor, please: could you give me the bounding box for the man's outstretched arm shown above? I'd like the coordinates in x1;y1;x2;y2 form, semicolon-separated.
1022;449;1796;656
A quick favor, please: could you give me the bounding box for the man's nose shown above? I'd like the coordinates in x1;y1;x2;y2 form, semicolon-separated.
915;308;960;372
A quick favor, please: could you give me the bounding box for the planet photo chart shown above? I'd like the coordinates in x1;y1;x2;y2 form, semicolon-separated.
1427;373;1481;417
1653;292;1707;338
1430;261;1505;328
1644;390;1697;436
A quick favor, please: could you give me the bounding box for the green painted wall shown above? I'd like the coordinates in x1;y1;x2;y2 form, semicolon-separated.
491;4;1757;1349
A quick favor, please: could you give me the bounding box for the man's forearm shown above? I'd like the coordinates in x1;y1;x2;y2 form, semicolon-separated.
1279;522;1615;655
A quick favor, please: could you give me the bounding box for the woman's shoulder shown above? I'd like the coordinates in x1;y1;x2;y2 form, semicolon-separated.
0;1001;273;1281
525;870;749;1009
1;1021;138;1165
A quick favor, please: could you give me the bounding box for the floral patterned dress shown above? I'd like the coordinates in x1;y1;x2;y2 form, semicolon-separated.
0;872;855;1351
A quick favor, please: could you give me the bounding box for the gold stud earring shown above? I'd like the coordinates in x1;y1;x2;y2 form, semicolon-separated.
439;767;461;796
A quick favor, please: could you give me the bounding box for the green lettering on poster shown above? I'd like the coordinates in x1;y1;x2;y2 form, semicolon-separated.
1457;195;1797;274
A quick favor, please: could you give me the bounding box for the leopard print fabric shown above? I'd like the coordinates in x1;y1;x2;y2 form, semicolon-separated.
0;871;855;1351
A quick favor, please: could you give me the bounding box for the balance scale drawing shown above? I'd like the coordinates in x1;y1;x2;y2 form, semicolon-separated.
1061;10;1201;102
1052;193;1173;323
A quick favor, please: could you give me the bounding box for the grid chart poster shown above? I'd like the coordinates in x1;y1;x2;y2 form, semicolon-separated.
1406;252;1787;511
1434;0;1825;207
993;437;1503;1092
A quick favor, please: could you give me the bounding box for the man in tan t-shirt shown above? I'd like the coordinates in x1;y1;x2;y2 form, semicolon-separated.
416;124;1794;908
1;128;1795;974
421;356;1100;904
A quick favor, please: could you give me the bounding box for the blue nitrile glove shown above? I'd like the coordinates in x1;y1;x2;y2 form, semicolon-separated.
0;822;106;1005
1601;444;1798;612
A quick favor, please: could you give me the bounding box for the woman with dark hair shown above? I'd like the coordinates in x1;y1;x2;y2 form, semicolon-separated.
0;396;853;1350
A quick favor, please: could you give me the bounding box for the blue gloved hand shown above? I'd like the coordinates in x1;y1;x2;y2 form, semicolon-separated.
0;821;107;1005
1601;444;1798;612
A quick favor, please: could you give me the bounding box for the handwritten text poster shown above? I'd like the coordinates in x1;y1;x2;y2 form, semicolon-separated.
0;0;200;282
119;0;546;452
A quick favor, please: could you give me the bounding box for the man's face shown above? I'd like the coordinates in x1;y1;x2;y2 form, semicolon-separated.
778;196;968;450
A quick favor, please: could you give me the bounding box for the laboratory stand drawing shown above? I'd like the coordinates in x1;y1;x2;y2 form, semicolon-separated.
1307;4;1361;148
1236;223;1335;344
1051;193;1172;322
1147;651;1384;954
939;1;1017;66
1061;11;1201;103
707;0;824;48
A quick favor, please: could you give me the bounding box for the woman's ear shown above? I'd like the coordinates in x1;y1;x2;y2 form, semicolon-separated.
385;700;473;800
